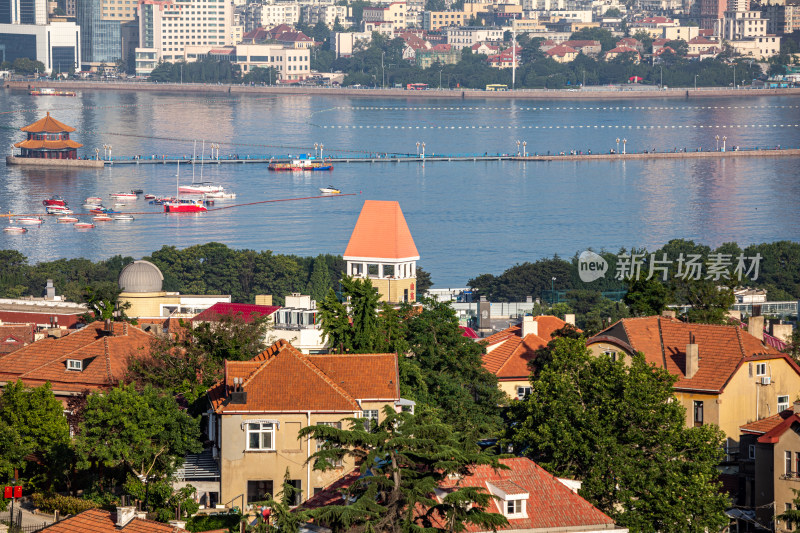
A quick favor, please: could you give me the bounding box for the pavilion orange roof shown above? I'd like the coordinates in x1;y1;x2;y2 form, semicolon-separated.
344;200;419;260
14;139;82;150
21;112;76;133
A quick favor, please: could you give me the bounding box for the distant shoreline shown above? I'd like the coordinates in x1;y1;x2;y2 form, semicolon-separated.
6;80;800;100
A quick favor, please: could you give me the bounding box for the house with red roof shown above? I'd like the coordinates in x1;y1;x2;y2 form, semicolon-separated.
0;321;152;403
563;39;601;56
206;339;403;508
40;507;186;532
482;315;575;399
739;403;800;529
587;316;800;452
343;201;419;304
471;42;500;55
605;45;641;62
192;302;280;325
544;44;578;63
0;323;35;355
303;457;625;532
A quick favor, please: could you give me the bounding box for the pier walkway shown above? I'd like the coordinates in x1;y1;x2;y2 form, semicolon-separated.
98;147;800;166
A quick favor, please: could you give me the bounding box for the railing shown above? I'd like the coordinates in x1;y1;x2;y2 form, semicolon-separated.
0;509;49;532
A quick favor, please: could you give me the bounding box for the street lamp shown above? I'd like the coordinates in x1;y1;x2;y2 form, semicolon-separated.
319;144;324;159
416;141;420;155
722;136;727;152
616;137;620;154
659;65;663;88
95;147;100;160
381;51;385;89
421;142;425;161
622;138;627;154
522;141;527;157
695;74;698;90
551;277;556;305
715;134;720;151
516;139;521;156
314;143;319;157
439;69;443;89
733;64;736;89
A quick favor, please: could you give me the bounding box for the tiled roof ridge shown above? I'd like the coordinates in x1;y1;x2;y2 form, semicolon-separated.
297;351;361;410
252;338;289;362
734;327;747;359
103;336;114;383
657;317;668;370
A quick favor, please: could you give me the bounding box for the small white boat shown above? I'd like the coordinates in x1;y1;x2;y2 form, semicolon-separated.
113;215;134;222
85;196;102;203
45;205;70;214
4;226;27;234
57;216;79;223
74;222;95;229
319;186;341;194
92;215;113;222
113;203;127;208
15;217;44;225
204;191;236;199
110;192;137;200
83;203;102;210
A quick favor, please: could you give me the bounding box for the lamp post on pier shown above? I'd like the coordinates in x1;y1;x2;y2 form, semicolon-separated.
516;140;521;156
715;135;720;151
522;141;527;157
314;143;319;157
622;138;627;154
416;142;420;155
722;136;727;152
616;138;620;154
319;144;324;159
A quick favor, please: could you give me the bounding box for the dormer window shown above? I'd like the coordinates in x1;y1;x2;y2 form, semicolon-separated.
486;481;528;519
506;499;524;516
66;359;82;371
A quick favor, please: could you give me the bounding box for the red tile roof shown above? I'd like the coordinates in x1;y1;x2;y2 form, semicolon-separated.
545;44;577;57
191;302;279;324
21;112;76;133
40;509;185;532
607;45;639;54
0;324;35;354
757;412;800;444
482;316;574;380
740;409;794;435
588;317;789;393
344;201;419;260
208;340;399;413
0;322;152;394
303;457;617;531
563;40;600;48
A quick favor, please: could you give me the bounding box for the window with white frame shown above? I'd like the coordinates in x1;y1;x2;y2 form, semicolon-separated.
786;450;793;476
66;359;82;371
516;386;532;401
505;498;525;517
362;410;379;431
316;422;343;467
246;423;275;451
756;363;767;376
779;395;790;412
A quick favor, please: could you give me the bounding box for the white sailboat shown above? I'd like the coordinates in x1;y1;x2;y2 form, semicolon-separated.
178;139;225;195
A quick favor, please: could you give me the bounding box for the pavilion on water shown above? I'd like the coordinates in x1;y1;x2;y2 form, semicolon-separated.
14;113;82;160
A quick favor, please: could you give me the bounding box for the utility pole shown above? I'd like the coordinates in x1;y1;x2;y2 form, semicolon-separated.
381;51;385;89
512;26;516;90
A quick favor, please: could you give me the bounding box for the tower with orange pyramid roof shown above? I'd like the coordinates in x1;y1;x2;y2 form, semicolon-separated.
343;200;420;304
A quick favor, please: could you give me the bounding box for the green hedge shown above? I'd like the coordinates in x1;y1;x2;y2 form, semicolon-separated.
185;513;242;532
31;493;98;515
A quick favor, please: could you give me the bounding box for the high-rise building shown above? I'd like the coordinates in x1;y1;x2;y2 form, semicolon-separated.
76;0;136;66
0;0;47;24
0;20;81;72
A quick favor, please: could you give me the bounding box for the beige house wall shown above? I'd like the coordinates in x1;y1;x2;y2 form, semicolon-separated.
498;379;530;400
762;429;800;530
119;292;176;318
370;277;416;303
218;401;392;508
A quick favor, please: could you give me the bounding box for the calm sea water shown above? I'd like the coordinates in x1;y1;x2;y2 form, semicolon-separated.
1;89;800;287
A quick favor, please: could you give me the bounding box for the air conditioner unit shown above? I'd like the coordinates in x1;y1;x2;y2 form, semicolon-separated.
761;376;772;385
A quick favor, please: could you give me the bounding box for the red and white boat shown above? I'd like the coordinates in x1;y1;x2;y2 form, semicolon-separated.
177;183;224;195
4;226;27;234
74;222;95;229
16;217;44;225
110;192;137;200
85;196;102;204
58;216;79;223
164;199;207;213
92;215;113;222
46;205;70;214
43;196;67;207
144;194;156;200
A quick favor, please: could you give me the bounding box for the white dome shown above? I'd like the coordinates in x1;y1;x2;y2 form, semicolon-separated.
119;260;164;293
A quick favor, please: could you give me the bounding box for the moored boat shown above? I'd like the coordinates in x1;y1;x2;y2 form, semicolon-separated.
4;226;27;234
319;186;341;194
46;205;70;214
43;196;67;207
84;204;102;210
269;157;333;171
74;222;95;229
57;216;79;223
16;217;44;225
113;215;135;222
144;194;156;200
92;215;113;222
85;196;102;203
177;183;224;195
30;88;76;96
110;192;137;200
163;199;208;213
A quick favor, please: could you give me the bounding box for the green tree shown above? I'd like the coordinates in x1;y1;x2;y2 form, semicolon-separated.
307;256;333;303
624;277;670;316
82;283;130;322
402;298;505;434
76;385;201;490
299;407;508;533
603;7;621;16
123;475;199;523
318;288;355;353
778;488;800;532
507;338;730;532
256;469;313;533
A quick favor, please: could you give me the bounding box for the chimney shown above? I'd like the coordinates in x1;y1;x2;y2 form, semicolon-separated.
564;313;575;326
521;316;538;337
168;520;187;530
686;335;699;379
45;279;55;300
104;318;113;335
793;400;800;414
115;506;137;527
526;296;533;304
229;377;247;404
748;315;764;341
771;323;794;343
662;310;676;319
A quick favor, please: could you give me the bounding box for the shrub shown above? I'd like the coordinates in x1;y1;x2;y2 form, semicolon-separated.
31;493;98;515
185;513;242;532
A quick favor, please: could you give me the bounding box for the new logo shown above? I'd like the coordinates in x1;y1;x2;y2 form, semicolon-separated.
578;251;608;283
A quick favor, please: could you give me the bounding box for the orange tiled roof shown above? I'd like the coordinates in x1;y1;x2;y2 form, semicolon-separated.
343;200;419;260
482;316;574;380
40;509;185;532
208;340;399;413
0;322;151;394
740;409;794;435
589;317;787;393
14;139;82;150
758;412;800;443
545;44;577;56
21;112;76;133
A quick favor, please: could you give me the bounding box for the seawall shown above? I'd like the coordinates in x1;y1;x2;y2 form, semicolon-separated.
6;80;800;100
6;156;105;168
